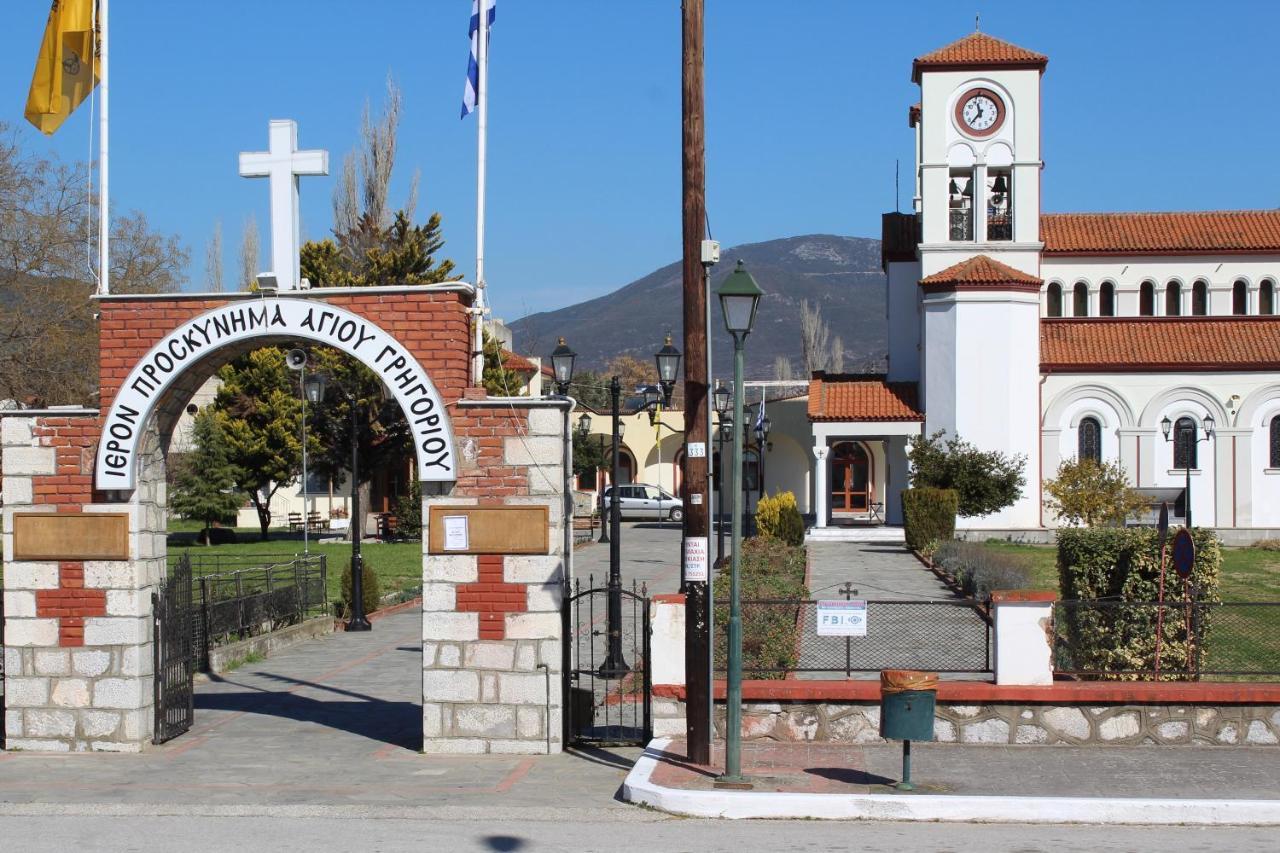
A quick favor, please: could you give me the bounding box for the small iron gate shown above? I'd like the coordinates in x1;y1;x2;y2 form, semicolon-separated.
153;554;195;744
562;578;651;746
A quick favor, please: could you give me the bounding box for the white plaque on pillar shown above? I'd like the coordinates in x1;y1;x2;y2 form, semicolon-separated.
684;536;709;582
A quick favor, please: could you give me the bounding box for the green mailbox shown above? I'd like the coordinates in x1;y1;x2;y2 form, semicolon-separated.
878;670;938;791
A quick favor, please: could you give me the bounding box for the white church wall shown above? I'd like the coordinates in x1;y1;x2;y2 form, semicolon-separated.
885;260;922;382
1041;255;1280;317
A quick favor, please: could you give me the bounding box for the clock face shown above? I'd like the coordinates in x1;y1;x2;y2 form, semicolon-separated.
954;88;1005;137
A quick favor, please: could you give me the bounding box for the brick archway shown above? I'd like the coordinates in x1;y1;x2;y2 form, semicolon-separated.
2;286;570;755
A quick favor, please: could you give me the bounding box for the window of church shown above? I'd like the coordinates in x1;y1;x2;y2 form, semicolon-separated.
1100;282;1116;316
1140;281;1156;316
1262;280;1276;315
949;170;974;241
1271;415;1280;468
1072;282;1089;317
1174;416;1198;470
1165;281;1182;316
1192;280;1208;315
1233;280;1249;315
1046;283;1063;317
986;169;1012;241
1078;417;1102;463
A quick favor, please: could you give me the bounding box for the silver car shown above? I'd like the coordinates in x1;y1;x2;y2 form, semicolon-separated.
602;483;684;522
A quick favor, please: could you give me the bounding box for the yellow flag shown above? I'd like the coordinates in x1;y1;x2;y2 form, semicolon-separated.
24;0;100;136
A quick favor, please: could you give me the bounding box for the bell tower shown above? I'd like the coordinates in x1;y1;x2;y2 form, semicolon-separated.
911;32;1049;528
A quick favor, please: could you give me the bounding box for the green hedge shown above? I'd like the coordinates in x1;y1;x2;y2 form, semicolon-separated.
1056;527;1222;678
714;537;808;680
902;487;958;554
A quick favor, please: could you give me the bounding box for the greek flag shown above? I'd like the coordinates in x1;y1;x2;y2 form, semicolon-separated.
461;0;496;119
754;398;765;433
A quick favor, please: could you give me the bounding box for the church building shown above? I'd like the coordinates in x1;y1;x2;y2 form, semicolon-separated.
804;31;1280;537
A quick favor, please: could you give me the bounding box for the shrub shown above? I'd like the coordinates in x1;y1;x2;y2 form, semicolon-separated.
902;487;958;554
394;478;423;539
195;526;238;546
755;491;805;547
714;537;808;680
1056;527;1222;678
908;431;1026;517
933;540;1033;599
340;557;382;617
1044;457;1147;527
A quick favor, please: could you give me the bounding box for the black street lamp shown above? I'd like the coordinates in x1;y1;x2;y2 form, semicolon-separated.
655;334;682;405
1161;414;1215;529
713;383;732;565
754;412;772;501
597;418;624;545
716;260;764;787
550;337;577;397
599;375;629;677
304;372;371;632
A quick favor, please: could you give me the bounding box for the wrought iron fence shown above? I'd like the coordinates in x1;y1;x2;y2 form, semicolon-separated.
168;553;328;671
1055;599;1280;680
1;583;6;749
714;598;992;677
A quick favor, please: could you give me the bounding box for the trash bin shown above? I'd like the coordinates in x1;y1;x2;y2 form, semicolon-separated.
879;669;938;741
879;669;938;791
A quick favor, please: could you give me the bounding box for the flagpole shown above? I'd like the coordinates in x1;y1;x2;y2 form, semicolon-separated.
98;0;110;295
472;0;489;386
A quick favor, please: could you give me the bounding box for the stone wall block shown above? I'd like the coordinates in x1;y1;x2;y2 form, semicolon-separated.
118;644;153;677
72;649;113;678
421;738;489;755
6;677;50;707
525;583;562;613
1;417;35;446
426;555;478;584
92;677;148;710
105;590;148;617
83;617;148;647
423;702;445;738
526;409;563;437
5;562;59;590
505;612;560;640
487;739;546;755
423;669;479;703
3;477;33;505
516;706;544;739
464;642;516;670
80;711;122;739
83;562;143;590
3;590;37;618
6;618;59;647
437;644;462;668
421;582;458;612
26;710;77;738
50;679;91;708
502;436;561;468
119;708;151;742
451;704;516;738
4;447;57;475
422;612;479;642
514;642;537;671
504;556;563;585
498;672;553;705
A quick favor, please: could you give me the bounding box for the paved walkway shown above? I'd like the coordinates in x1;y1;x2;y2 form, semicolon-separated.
807;540;955;600
573;521;683;596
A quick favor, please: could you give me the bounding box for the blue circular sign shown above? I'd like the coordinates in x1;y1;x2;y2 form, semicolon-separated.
1172;528;1196;580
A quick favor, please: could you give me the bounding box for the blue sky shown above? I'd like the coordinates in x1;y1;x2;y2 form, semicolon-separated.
3;1;1279;319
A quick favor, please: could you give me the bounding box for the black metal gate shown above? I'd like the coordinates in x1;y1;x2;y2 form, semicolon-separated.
562;578;651;746
153;554;195;744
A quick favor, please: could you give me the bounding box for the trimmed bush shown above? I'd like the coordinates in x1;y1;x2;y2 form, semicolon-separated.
933;540;1033;600
1056;527;1222;678
755;491;805;547
394;478;423;540
340;557;382;618
902;487;958;554
714;537;808;680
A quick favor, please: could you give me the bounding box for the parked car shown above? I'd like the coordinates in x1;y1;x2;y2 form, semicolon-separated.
601;483;684;522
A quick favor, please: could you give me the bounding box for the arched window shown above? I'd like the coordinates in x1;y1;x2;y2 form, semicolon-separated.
1072;282;1089;317
1262;280;1276;315
1099;282;1116;316
1233;279;1249;315
1140;281;1156;316
1173;416;1198;470
1271;415;1280;468
1165;281;1182;316
1078;416;1102;463
1192;280;1208;315
1046;283;1063;317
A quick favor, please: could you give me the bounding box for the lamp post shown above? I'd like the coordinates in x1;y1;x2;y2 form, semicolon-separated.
754;412;772;501
575;411;591;534
1161;414;1215;529
286;348;309;553
599;375;629;677
550;337;577;397
715;261;763;786
304;372;371;632
713;384;731;566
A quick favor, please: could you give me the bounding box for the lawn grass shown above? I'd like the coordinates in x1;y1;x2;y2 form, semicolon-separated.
167;526;423;604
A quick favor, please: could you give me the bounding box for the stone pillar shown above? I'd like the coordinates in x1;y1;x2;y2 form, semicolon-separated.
992;590;1056;686
2;412;159;752
421;399;569;754
812;445;830;528
648;593;687;738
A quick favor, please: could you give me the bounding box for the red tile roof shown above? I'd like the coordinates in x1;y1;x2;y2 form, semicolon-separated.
1040;317;1280;372
808;375;924;422
920;254;1041;290
501;350;554;377
1041;211;1280;256
912;32;1047;82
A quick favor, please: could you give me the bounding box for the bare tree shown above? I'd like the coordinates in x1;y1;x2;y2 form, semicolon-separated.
830;336;845;374
800;299;831;376
332;153;359;239
238;214;259;290
773;355;794;382
204;220;223;292
359;75;401;230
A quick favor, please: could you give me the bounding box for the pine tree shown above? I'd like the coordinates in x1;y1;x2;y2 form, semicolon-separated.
170;409;244;543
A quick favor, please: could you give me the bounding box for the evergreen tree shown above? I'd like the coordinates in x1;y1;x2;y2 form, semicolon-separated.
170;409;244;543
482;331;525;396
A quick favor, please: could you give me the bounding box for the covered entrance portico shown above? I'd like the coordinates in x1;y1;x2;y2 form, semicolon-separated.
806;375;925;529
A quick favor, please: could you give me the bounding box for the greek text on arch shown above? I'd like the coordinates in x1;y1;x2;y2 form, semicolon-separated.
300;307;377;351
99;403;142;478
375;344;452;473
128;303;288;400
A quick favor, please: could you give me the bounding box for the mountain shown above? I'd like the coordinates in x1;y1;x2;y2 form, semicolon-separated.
508;234;886;379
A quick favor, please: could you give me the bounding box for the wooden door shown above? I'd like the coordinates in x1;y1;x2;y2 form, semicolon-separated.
830;442;870;513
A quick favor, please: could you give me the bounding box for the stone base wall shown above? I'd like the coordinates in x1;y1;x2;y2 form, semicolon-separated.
654;697;1280;746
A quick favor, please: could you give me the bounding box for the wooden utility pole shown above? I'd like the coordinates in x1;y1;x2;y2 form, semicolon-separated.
680;0;711;765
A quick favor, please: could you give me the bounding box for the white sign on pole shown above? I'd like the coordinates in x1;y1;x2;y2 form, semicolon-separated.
684;536;709;582
816;599;867;636
687;442;706;458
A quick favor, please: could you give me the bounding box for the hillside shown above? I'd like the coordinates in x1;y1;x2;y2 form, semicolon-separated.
508;235;886;379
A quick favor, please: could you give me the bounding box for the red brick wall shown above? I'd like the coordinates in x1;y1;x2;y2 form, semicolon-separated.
35;562;106;646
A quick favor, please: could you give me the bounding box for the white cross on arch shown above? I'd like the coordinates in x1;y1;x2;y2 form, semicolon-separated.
238;119;328;291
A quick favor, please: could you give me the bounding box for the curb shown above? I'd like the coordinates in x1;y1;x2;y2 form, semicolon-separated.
621;738;1280;825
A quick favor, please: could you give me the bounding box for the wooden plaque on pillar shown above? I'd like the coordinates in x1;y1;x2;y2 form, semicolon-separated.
427;506;549;555
12;513;130;560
